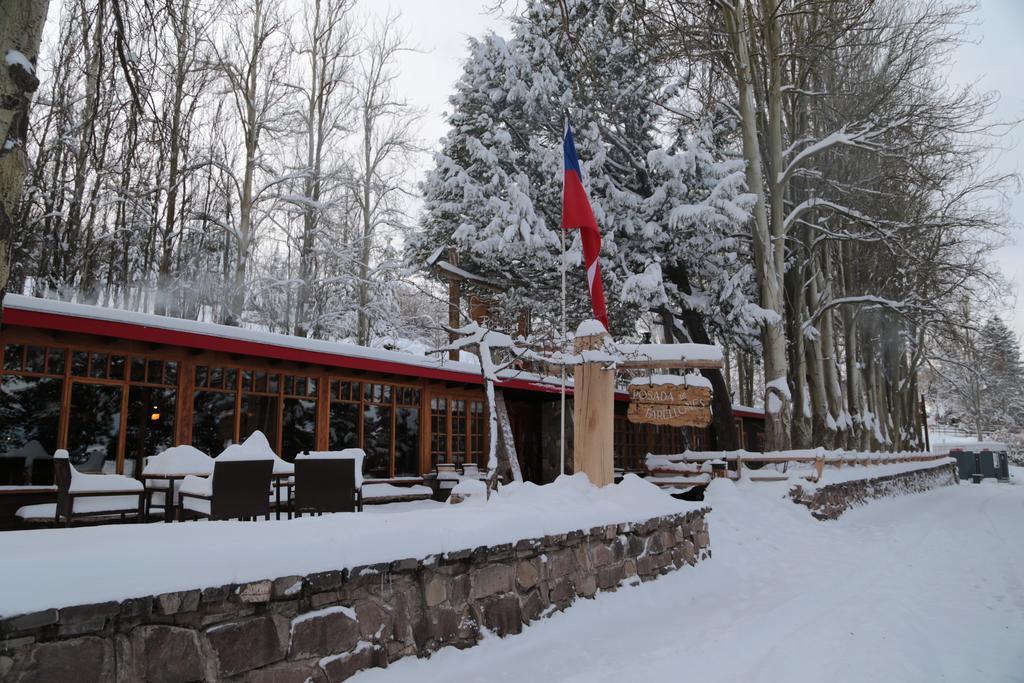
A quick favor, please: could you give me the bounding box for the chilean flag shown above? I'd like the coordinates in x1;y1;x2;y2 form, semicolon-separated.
561;120;609;331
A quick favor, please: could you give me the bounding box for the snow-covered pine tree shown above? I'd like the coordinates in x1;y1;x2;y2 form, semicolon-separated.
411;0;760;447
977;317;1024;433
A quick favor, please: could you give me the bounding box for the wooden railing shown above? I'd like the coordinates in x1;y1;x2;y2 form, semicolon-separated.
644;449;950;486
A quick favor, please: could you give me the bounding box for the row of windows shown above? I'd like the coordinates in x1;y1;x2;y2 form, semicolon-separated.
4;343;177;385
194;365;319;397
0;344;485;483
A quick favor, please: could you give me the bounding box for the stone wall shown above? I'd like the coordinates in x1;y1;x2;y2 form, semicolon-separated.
0;509;709;682
790;461;959;520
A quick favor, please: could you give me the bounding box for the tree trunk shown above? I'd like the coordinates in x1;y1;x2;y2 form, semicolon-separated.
722;2;790;450
0;1;50;321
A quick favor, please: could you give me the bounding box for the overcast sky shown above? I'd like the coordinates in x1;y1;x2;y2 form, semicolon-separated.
370;0;1024;334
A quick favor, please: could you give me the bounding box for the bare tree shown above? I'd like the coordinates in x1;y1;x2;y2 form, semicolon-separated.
350;16;421;346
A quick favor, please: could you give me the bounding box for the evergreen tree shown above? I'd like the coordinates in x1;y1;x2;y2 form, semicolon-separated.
412;0;759;345
410;0;760;447
977;317;1024;432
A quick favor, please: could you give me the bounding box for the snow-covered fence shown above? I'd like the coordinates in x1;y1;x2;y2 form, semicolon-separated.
0;510;710;681
646;449;950;485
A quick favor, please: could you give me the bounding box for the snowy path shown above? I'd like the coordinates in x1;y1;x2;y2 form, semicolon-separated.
357;475;1024;683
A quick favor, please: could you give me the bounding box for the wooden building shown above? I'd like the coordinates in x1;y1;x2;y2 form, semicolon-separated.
0;295;764;488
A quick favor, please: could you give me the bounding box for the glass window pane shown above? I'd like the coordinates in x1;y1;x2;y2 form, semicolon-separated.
194;365;208;387
224;368;237;390
125;385;176;479
451;400;467;466
25;346;45;373
240;394;279;447
192;390;236;456
109;355;126;380
71;351;88;376
329;402;359;451
0;375;63;484
284;375;294;396
89;353;108;379
282;398;316;462
430;397;448;466
133;358;147;382
67;382;123;473
3;344;24;371
209;366;223;389
395;407;419;476
47;348;66;376
254;371;267;393
363;404;392;478
165;361;178;386
307;377;317;396
242;370;252;391
267;373;279;394
381;385;392;403
147;359;163;384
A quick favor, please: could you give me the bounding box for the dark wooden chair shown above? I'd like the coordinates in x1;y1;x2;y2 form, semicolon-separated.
53;451;145;528
0;456;25;485
178;459;274;521
292;457;358;516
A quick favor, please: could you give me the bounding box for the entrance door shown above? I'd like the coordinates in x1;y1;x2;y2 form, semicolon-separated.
505;398;543;484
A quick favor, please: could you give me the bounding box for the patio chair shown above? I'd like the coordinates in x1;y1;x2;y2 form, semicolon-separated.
0;455;25;485
222;432;294;519
178;459;274;521
435;462;461;499
51;450;145;527
292;451;360;516
141;445;215;519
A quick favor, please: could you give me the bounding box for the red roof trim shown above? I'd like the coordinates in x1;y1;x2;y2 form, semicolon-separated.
4;308;484;386
3;306;766;423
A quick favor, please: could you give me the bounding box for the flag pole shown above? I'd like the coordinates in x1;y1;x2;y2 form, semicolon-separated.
559;113;569;478
560;219;567;478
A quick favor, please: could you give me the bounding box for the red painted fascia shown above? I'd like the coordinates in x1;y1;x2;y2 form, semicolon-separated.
3;308;484;386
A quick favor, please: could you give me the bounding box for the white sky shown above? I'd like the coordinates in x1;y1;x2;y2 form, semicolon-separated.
370;0;1024;337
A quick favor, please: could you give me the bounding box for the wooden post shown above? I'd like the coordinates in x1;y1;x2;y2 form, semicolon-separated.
447;248;460;361
573;323;615;487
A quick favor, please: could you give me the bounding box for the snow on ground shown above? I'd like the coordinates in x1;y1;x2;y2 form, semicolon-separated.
357;470;1024;683
0;474;691;618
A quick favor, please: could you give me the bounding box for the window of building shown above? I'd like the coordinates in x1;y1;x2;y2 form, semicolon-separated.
67;382;123;473
281;375;318;461
192;365;238;456
329;380;361;451
430;397;448;467
240;370;280;444
429;395;484;467
362;383;393;478
395;387;421;476
0;371;63;484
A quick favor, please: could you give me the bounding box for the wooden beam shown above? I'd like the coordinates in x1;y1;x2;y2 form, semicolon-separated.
617;358;723;370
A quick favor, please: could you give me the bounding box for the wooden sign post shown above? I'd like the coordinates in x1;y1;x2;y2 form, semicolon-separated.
569;322;723;487
627;379;713;428
573;324;616;487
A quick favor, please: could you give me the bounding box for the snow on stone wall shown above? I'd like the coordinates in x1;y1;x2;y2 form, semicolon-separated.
0;510;709;682
789;462;959;520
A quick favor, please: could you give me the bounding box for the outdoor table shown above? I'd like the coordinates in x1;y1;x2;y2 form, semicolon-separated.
272;472;293;520
140;472;211;523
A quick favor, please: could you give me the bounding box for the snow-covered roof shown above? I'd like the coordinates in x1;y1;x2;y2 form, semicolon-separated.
3;294;484;383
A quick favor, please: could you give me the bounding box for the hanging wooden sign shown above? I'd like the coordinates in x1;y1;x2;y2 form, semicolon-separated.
627;382;713;428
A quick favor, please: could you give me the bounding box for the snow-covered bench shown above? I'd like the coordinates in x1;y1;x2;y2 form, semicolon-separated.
18;450;145;527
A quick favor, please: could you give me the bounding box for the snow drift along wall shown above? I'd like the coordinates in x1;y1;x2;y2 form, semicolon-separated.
0;509;709;682
790;461;959;520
